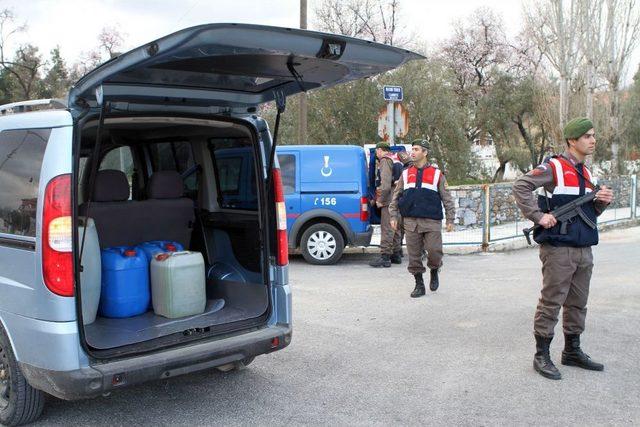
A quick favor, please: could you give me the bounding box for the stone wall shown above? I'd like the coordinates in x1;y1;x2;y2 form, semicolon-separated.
448;183;524;229
489;184;524;226
447;175;637;230
598;176;634;209
448;186;484;228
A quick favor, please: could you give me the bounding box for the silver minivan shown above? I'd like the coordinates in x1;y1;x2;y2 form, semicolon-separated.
0;24;420;425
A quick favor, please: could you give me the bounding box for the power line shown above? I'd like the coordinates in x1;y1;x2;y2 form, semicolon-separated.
176;0;202;26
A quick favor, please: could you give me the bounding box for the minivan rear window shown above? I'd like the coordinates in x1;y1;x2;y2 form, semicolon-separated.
0;129;51;237
208;138;257;211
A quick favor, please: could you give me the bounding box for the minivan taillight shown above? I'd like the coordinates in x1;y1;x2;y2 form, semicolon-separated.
360;197;369;222
272;168;288;266
42;174;73;297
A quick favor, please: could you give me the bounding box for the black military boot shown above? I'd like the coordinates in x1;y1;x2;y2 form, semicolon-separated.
369;254;391;268
390;251;402;264
429;269;439;291
410;274;426;298
533;334;562;380
561;334;604;371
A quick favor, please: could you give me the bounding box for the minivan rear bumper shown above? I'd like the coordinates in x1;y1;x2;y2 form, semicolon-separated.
20;324;291;400
351;226;373;247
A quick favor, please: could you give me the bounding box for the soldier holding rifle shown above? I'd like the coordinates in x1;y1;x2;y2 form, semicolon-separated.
512;118;614;380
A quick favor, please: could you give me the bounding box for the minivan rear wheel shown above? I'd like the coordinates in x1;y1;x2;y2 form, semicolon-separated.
300;223;344;265
0;326;45;426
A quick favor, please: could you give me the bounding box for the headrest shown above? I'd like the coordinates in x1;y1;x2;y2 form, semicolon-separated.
93;170;130;202
148;171;184;199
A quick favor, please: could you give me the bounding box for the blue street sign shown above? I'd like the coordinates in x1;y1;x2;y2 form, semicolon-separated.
383;85;403;101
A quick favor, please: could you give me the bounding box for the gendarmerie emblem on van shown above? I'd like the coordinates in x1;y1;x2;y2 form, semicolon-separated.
321;155;333;177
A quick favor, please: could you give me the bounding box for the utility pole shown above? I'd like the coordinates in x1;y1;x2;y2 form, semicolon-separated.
298;0;308;145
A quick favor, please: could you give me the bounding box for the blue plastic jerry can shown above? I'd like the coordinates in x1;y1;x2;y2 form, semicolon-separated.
137;241;184;262
99;247;150;318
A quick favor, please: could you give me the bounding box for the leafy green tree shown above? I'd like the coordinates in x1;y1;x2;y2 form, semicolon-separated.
0;44;45;100
381;59;471;182
42;47;71;99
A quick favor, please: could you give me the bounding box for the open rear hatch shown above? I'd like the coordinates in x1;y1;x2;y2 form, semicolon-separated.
71;24;423;356
69;23;423;111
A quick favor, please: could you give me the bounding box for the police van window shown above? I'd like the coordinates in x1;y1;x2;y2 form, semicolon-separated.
277;154;296;194
208;138;257;211
0;129;51;237
148;141;197;195
99;146;134;200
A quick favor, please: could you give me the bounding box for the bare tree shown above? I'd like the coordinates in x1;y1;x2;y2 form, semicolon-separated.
69;50;102;81
0;8;25;60
440;7;511;150
577;0;607;118
98;26;125;59
313;0;405;46
509;31;547;79
0;9;45;100
440;8;510;99
70;26;126;80
524;0;584;129
601;0;640;172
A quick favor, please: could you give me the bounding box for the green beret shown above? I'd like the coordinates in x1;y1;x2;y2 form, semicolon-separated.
563;117;594;140
411;139;430;150
375;142;390;150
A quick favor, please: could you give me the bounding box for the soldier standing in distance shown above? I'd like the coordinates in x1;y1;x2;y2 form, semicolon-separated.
369;142;404;267
512;117;614;380
388;139;455;297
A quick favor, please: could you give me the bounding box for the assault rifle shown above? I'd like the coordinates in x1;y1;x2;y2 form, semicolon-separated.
523;185;600;245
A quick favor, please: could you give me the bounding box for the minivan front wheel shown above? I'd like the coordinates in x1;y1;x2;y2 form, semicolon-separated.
0;327;45;426
300;223;344;265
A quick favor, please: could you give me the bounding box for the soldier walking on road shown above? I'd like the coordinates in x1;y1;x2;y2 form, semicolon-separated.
512;117;614;380
369;142;403;268
388;139;455;297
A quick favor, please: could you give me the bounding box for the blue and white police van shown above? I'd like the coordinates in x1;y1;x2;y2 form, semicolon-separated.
276;145;372;265
217;143;409;265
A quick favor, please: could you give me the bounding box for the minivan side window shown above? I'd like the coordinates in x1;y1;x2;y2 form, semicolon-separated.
0;129;51;237
99;146;134;200
277;154;296;195
208;138;257;211
216;157;242;194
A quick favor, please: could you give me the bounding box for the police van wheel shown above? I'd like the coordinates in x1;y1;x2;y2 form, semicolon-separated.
0;326;45;426
301;223;344;265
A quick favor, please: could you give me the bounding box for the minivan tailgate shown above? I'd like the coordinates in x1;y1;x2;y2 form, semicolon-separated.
69;24;423;109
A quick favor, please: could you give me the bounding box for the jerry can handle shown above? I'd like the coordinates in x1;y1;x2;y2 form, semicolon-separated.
170;251;191;257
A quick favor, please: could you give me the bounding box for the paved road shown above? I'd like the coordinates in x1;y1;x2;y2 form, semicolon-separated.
35;227;640;426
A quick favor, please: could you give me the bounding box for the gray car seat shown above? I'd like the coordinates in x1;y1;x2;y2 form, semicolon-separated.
79;169;141;248
138;171;195;248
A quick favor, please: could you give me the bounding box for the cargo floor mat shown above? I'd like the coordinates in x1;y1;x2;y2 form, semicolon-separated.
84;280;269;349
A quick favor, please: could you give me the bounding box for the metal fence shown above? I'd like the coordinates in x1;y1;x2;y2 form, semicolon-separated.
372;175;638;250
442;175;638;248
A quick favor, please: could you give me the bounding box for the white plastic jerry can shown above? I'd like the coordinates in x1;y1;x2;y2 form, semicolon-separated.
77;217;101;325
150;251;206;319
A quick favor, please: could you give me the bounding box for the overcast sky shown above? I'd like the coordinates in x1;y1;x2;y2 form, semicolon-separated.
2;0;639;84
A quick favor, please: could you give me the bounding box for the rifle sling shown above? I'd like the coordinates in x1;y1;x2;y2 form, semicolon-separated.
576;205;597;229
